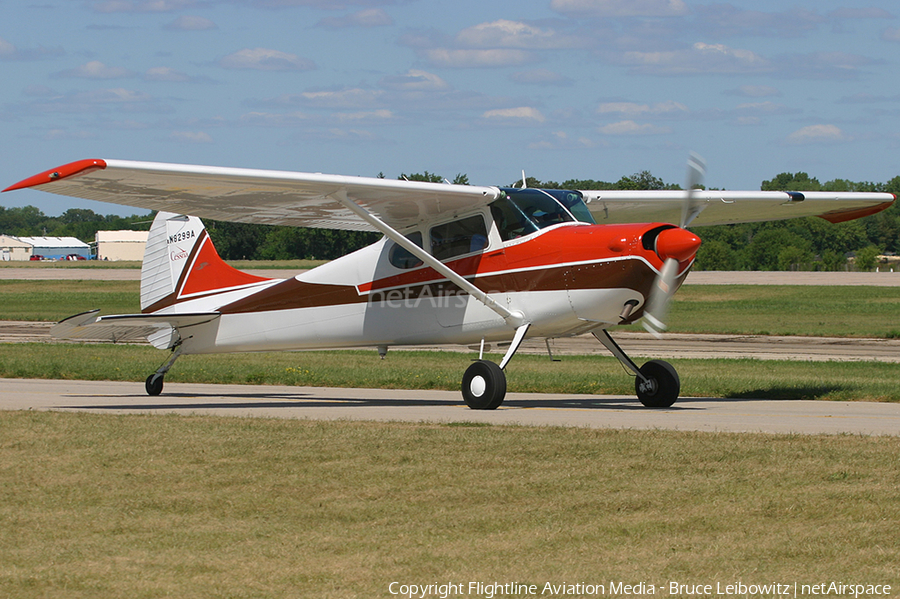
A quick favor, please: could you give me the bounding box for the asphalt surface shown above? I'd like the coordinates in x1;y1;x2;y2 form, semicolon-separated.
3;378;899;436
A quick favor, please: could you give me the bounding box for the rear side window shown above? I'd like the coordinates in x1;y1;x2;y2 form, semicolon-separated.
388;231;424;269
430;215;488;261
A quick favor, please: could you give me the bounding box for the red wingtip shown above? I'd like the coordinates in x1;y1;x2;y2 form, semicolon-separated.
818;198;895;224
3;159;107;193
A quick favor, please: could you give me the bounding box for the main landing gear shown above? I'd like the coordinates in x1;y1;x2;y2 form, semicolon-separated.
594;330;680;408
461;323;530;410
462;360;506;410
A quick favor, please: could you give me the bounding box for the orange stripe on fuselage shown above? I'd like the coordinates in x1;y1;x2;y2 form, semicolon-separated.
357;223;663;294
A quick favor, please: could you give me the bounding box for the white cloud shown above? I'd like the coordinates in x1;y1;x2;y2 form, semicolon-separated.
90;0;198;12
482;107;546;123
598;120;671;135
784;124;849;145
294;88;384;109
57;61;133;79
164;15;217;30
551;0;688;18
456;20;581;50
378;70;450;92
334;109;394;122
0;37;63;60
74;88;153;103
318;8;393;28
597;100;688;117
219;48;315;71
617;42;771;75
423;48;533;68
169;131;213;144
144;66;190;82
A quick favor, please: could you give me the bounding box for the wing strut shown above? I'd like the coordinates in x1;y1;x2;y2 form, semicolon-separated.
331;189;527;329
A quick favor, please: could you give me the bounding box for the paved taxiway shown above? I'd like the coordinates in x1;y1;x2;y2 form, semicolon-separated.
3;378;899;436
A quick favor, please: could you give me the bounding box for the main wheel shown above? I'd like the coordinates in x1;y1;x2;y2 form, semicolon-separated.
461;360;507;410
635;359;679;408
145;374;164;396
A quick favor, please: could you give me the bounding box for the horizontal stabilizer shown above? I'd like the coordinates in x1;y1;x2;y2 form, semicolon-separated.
52;309;220;348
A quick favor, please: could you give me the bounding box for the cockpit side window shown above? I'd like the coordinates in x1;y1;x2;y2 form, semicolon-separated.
508;189;575;230
430;214;488;261
490;197;539;241
388;231;424;269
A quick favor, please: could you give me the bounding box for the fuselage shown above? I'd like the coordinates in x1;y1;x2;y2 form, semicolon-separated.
149;188;697;355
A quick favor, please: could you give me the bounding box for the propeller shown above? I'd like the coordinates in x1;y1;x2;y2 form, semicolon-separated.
642;153;706;338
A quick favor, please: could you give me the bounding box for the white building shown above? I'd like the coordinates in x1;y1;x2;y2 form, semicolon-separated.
0;236;91;260
96;230;148;261
0;235;33;261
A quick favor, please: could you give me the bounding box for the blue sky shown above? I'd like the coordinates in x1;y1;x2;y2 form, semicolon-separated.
3;0;900;216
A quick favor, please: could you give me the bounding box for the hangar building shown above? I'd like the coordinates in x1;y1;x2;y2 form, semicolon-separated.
0;235;91;260
96;230;148;261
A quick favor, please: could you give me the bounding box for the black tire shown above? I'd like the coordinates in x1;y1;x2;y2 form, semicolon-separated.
635;359;679;408
461;360;507;410
145;374;164;396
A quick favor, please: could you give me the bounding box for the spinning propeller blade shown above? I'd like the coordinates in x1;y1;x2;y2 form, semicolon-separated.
643;154;705;338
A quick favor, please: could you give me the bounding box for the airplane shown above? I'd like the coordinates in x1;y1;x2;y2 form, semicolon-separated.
3;157;895;409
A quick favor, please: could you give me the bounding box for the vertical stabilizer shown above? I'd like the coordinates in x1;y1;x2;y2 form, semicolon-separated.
140;212;269;312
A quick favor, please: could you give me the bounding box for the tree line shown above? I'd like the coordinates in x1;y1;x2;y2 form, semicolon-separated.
2;170;898;270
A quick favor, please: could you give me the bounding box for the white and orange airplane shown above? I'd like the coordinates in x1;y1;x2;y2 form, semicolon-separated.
4;157;894;408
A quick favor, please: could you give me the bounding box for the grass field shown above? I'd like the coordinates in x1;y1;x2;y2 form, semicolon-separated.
2;344;899;402
0;259;325;270
2;279;898;338
0;412;898;598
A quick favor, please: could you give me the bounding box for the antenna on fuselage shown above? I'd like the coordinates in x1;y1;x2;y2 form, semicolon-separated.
521;170;527;189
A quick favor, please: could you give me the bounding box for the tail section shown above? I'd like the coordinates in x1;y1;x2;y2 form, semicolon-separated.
141;211;270;312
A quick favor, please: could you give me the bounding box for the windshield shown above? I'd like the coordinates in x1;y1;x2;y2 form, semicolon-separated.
491;188;594;241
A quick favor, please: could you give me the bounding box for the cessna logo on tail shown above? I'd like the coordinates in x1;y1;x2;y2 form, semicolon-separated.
168;230;195;245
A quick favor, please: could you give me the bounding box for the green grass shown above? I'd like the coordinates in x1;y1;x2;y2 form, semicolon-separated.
2;344;899;402
0;259;324;270
3;280;898;337
625;284;900;338
0;280;140;321
0;412;898;598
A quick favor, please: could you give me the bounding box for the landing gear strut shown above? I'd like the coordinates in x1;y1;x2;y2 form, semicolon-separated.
144;344;184;397
593;330;680;408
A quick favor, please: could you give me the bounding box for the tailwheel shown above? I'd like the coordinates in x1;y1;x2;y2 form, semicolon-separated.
145;374;164;396
462;360;507;410
635;359;680;408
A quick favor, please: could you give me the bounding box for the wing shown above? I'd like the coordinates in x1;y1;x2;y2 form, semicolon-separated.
581;189;895;226
3;159;503;231
52;309;220;349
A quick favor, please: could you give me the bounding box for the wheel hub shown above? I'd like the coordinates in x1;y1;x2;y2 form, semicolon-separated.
638;378;657;396
470;375;487;398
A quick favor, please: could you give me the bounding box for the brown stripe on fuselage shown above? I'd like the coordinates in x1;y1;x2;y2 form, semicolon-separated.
217;256;670;316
